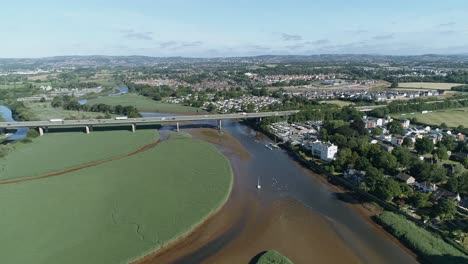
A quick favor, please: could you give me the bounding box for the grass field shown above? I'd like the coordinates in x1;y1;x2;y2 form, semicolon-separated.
25;102;112;120
376;212;468;264
0;130;158;181
88;93;202;113
0;133;232;264
256;250;294;264
398;82;462;90
319;100;353;107
394;107;468;128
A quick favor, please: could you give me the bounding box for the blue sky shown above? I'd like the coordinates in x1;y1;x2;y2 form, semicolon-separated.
0;0;467;57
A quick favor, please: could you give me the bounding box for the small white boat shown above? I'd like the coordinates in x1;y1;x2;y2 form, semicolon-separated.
257;176;261;189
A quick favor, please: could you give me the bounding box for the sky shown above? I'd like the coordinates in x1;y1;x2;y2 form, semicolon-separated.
0;0;467;58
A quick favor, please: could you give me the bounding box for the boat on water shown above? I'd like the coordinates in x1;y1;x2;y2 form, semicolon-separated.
257;175;261;189
265;144;273;150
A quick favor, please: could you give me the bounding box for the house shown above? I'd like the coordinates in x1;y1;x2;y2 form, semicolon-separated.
381;134;392;142
343;168;366;185
380;143;394;152
457;197;468;214
442;130;452;135
401;119;410;128
431;188;461;202
413;181;437;193
365;119;377;128
456;133;465;141
310;140;338;161
391;136;404;146
395;173;416;184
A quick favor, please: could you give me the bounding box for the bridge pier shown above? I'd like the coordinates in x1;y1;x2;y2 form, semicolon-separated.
217;119;222;130
176;122;179;132
85;126;90;134
37;127;44;136
131;124;136;133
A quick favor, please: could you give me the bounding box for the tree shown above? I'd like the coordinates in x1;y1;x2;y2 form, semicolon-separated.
350;119;368;135
402;137;414;148
440;123;448;129
334;148;353;171
374;178;402;202
387;120;403;135
390;81;399;88
415;137;434;155
375;151;398;173
435;199;457;220
464;158;468;169
152;94;162;101
372;127;383;137
440;135;456;151
365;166;384;190
447;172;468;195
40;97;46;103
411;192;431;209
435;146;449;160
393;146;412;167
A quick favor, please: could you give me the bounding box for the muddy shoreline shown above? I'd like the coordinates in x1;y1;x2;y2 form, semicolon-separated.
136;125;418;264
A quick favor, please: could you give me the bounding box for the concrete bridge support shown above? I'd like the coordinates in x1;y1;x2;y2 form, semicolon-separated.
85;126;90;134
217;119;222;130
176;122;179;132
37;127;44;136
131;124;136;133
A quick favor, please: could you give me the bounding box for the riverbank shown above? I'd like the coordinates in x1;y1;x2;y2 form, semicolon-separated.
140;124;418;264
0;131;233;264
247;121;467;262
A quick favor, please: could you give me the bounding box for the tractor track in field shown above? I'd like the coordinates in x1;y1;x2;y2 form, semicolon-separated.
0;141;160;186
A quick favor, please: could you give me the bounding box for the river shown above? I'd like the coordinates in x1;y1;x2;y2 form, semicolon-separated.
140;120;418;264
0;106;418;263
0;105;28;141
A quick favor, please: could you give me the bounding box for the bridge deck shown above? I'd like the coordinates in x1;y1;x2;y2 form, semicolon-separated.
0;110;300;128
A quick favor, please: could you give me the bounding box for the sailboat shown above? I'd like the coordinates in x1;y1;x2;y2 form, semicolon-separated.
257;175;261;189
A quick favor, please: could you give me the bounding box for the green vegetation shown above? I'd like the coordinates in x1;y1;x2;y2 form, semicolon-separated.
26;102;111;120
398;108;468;128
398;82;462;90
376;212;468;264
0;130;157;181
0;134;233;264
256;250;294;264
319;100;353;107
88;93;201;113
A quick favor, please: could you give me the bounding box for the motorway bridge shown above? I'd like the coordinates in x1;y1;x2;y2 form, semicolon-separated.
0;110;300;135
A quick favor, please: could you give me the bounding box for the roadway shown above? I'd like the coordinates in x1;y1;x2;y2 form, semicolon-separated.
0;110;300;128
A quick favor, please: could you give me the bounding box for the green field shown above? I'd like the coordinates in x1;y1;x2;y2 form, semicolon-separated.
256;250;294;264
0;130;158;181
319;100;353;107
376;212;468;264
398;82;462;90
25;102;112;120
0;133;233;263
395;107;468;128
88;93;202;113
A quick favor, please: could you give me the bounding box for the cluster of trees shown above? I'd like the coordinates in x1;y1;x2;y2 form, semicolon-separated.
386;70;468;84
8;101;37;121
320;118;467;203
369;96;468;117
51;96;141;117
452;85;468;92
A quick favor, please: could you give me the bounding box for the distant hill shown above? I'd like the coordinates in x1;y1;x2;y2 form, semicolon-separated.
1;54;468;70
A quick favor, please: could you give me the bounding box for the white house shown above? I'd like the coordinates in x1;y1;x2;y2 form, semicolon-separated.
310;141;338;161
401;119;410;128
